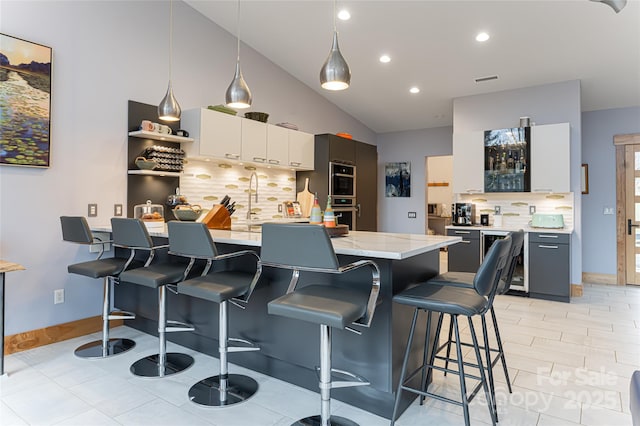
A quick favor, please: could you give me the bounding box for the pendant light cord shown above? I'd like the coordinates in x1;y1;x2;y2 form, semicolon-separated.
169;0;173;82
333;0;337;33
236;0;241;62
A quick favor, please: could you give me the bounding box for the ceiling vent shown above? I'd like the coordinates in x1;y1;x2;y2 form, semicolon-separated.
475;75;499;83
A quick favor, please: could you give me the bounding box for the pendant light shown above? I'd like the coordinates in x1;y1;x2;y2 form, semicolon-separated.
590;0;627;13
158;0;181;121
320;0;351;91
225;0;252;109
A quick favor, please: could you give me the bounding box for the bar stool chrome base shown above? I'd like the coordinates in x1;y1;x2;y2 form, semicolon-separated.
293;415;359;426
188;373;258;406
74;338;135;359
130;353;194;378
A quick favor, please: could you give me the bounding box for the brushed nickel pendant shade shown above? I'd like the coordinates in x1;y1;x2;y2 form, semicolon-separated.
226;0;252;109
590;0;627;13
320;0;350;91
158;0;181;121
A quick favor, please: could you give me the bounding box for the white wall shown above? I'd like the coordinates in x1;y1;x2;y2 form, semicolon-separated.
0;0;374;335
376;126;453;233
452;80;583;285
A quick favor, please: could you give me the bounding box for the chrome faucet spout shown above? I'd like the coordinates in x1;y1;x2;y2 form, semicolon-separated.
247;172;259;221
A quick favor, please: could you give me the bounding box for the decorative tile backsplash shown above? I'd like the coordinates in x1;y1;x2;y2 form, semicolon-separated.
457;192;575;229
179;159;297;223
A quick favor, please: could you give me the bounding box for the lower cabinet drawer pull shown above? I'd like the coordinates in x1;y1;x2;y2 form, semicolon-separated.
460;240;471;244
539;244;558;249
455;231;471;234
539;234;559;238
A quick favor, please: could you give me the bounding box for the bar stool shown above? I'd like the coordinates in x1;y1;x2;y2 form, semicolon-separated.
115;218;195;378
261;223;380;426
391;236;512;426
60;216;137;358
432;229;525;415
172;221;263;407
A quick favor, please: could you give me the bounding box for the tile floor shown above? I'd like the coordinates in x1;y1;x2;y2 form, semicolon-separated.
1;283;639;425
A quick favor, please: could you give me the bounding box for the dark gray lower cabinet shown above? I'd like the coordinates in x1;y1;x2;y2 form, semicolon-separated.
528;232;570;302
446;229;480;273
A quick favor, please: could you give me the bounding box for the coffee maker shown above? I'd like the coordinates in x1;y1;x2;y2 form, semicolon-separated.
452;203;476;226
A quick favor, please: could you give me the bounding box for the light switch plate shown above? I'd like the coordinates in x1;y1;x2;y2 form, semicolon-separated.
88;203;97;217
529;205;536;215
408;212;417;219
494;206;501;215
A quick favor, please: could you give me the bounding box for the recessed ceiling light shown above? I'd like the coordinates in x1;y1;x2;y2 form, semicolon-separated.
475;32;490;42
410;87;420;94
338;9;351;20
379;55;391;63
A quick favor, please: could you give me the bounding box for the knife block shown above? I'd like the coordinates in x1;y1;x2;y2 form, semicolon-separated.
203;205;232;230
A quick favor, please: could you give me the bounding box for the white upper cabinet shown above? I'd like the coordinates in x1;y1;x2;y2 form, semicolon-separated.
266;124;289;166
452;131;484;194
530;123;570;193
241;119;267;163
181;108;241;160
288;130;314;170
181;108;314;170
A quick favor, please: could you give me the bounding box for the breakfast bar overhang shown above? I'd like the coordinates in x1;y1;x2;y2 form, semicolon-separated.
96;226;461;420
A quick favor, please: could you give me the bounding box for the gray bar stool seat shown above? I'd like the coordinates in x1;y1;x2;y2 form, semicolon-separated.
261;223;380;426
391;236;512;426
114;218;195;378
60;216;137;359
171;221;262;407
427;230;525;419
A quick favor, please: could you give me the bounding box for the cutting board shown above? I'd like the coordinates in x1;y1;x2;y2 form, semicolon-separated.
296;178;314;218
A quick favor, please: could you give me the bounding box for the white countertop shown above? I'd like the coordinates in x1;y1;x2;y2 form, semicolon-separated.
92;225;461;260
446;224;573;234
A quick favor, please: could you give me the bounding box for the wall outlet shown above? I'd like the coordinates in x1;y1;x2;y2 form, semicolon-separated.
114;204;123;216
408;212;417;219
88;203;98;217
529;205;536;215
603;207;614;215
494;206;501;215
278;204;282;213
54;289;64;304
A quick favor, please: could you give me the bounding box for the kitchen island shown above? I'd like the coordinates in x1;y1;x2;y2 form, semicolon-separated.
94;225;460;419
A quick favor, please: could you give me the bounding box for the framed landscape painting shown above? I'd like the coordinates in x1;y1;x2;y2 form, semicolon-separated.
0;33;52;168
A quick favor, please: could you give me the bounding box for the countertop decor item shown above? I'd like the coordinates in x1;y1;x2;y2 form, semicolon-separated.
158;0;181;121
296;178;314;217
135;157;157;170
244;112;269;123
208;104;238;116
172;204;202;221
319;0;351;90
225;0;252;109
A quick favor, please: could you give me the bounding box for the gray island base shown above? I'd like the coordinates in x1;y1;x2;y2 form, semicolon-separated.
96;226;460;420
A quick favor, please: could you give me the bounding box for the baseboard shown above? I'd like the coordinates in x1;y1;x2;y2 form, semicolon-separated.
582;272;617;285
4;316;124;355
571;284;583;297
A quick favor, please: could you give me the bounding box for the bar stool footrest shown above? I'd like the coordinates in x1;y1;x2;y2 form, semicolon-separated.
227;337;260;353
164;320;195;333
188;373;258;407
314;367;370;389
108;310;136;321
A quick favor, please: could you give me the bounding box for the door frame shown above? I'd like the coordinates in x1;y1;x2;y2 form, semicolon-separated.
614;133;640;285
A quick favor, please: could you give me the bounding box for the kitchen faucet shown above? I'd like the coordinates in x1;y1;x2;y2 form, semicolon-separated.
247;172;259;222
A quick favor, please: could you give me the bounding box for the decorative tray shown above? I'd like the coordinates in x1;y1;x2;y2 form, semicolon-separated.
325;224;349;238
